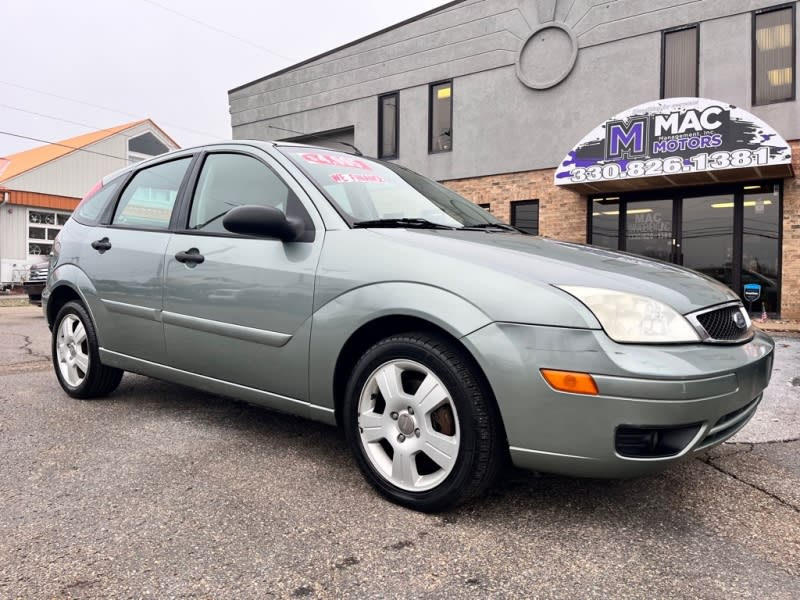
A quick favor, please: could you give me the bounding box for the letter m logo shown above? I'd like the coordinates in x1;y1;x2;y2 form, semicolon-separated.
605;116;648;160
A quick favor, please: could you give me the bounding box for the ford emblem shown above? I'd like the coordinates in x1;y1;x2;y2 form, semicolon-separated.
733;311;747;329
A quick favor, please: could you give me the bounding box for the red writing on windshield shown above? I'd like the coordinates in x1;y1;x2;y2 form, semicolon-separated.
302;153;371;170
330;173;385;184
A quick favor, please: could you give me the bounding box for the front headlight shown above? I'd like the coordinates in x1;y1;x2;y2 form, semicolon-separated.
557;286;700;343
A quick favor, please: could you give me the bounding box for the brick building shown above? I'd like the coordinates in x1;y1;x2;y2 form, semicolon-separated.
228;0;800;318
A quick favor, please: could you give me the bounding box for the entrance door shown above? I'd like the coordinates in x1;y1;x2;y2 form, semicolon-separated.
624;198;675;262
680;193;735;290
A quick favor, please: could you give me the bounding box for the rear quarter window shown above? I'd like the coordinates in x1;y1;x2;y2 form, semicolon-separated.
72;177;124;225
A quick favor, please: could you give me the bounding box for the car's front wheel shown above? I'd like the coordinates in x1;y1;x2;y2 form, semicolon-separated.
52;301;123;399
343;332;504;512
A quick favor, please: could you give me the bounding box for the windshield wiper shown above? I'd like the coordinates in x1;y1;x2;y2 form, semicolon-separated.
353;218;457;230
461;222;520;232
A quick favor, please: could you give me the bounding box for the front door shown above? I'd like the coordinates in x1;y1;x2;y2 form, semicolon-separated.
162;150;323;402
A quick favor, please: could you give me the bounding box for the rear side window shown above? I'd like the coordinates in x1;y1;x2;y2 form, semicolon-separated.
73;177;123;225
112;158;191;229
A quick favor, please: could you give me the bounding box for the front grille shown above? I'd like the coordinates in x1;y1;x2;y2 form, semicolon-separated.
694;305;750;342
28;264;49;282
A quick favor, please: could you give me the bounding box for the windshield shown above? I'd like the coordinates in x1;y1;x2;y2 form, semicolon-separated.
278;147;506;228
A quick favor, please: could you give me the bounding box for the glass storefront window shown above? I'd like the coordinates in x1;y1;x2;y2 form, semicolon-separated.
625;199;673;262
681;194;734;289
742;184;780;313
588;182;782;315
591;197;619;249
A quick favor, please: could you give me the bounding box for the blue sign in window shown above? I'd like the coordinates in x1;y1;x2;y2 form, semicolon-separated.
743;283;762;302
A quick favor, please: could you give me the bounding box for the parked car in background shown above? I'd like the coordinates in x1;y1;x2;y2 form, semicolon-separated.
43;142;775;511
24;261;49;306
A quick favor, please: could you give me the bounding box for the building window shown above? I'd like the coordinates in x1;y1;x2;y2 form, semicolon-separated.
378;92;399;159
429;81;452;153
27;209;70;257
590;197;620;249
753;5;795;105
478;202;491;212
511;200;539;234
128;131;170;164
662;26;698;98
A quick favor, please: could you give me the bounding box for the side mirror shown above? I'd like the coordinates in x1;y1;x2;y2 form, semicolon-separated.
222;205;305;242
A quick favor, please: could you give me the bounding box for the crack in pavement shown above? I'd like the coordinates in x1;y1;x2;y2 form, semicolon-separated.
700;444;800;513
7;332;50;361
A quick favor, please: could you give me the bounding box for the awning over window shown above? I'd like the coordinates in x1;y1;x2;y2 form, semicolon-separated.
555;98;793;194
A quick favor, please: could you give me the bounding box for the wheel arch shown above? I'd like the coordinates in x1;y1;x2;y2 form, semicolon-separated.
46;283;85;329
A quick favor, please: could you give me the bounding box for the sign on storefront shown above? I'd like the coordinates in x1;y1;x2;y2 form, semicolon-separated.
555;98;792;186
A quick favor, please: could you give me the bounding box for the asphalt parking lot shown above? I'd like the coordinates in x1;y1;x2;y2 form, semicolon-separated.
0;304;798;599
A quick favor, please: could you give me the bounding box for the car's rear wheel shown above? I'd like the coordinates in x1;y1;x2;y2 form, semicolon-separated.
343;332;504;512
52;301;123;399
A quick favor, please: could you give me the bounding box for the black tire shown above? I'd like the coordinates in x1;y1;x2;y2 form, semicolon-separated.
343;331;505;512
52;300;123;399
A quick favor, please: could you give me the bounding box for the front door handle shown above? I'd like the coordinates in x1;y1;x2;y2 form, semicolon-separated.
91;237;112;253
175;248;205;265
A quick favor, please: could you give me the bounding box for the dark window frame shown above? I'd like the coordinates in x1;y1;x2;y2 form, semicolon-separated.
428;80;453;154
510;199;540;235
660;24;699;99
377;92;400;160
752;3;796;106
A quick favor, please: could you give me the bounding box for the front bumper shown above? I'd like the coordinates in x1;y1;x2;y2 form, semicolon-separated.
462;323;774;478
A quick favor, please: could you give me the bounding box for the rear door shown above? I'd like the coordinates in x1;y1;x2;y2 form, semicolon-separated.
81;155;194;363
162;149;323;402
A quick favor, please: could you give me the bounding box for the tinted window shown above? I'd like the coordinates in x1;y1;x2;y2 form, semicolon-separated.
754;7;795;104
74;178;123;224
662;26;697;98
429;81;452;153
113;158;191;229
378;93;399;159
188;153;300;233
511;200;539;235
591;197;620;249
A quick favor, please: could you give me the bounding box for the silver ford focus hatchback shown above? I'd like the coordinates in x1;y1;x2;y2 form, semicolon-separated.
44;141;774;511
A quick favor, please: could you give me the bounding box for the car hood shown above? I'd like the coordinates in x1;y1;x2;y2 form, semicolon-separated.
371;230;739;315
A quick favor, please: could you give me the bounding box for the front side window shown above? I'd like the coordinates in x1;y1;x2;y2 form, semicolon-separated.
429;81;452;153
511;200;540;235
188;153;302;234
754;6;795;104
112;157;191;229
662;26;698;98
378;92;399;159
281;148;501;228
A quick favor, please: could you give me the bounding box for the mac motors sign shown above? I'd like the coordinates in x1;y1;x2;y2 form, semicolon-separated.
555;98;791;186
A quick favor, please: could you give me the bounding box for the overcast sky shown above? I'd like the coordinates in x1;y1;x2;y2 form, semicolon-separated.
0;0;450;157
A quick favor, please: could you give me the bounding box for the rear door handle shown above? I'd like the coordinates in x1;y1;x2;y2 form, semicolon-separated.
175;248;205;265
91;237;112;252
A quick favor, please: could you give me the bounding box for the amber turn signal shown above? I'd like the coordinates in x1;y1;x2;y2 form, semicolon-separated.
540;369;599;395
